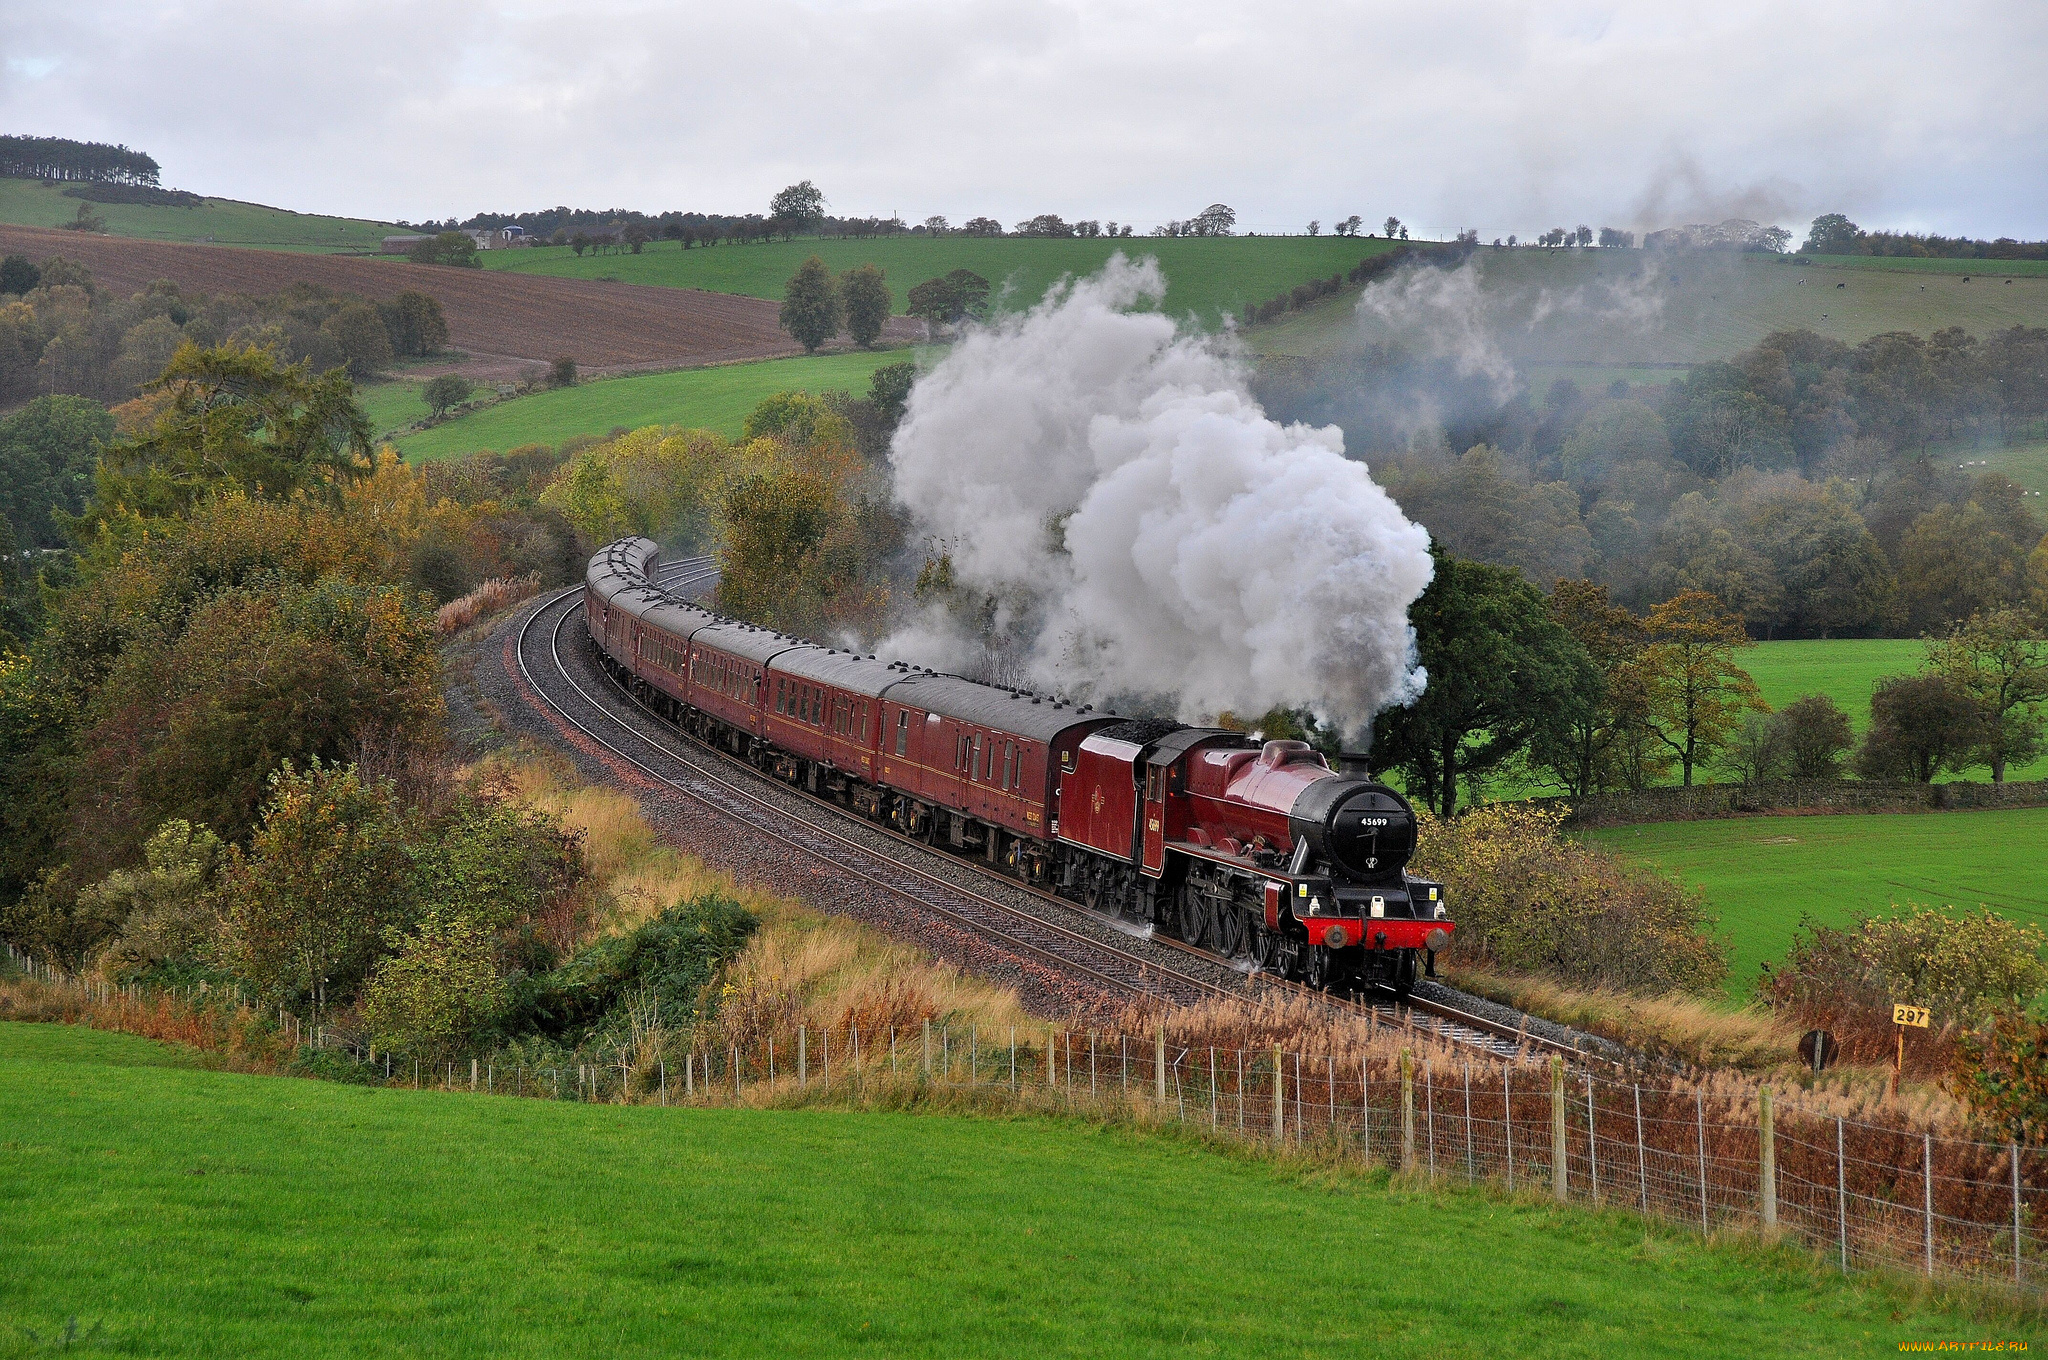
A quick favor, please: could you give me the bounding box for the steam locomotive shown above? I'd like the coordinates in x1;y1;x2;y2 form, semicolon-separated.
586;538;1452;993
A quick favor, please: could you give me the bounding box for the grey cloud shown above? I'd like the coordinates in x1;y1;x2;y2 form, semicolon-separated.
1;0;2042;236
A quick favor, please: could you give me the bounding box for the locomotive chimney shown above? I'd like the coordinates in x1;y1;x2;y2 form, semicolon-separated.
1336;751;1373;781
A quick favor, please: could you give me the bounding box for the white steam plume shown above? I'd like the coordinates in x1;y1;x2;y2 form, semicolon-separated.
884;254;1434;741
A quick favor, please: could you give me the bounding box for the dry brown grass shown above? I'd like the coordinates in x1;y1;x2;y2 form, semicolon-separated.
1450;966;1803;1071
472;748;1034;1045
434;574;540;638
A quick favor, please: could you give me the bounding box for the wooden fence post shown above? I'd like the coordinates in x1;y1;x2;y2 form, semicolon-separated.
1759;1086;1776;1233
799;1026;807;1088
922;1020;932;1075
1271;1047;1284;1142
1155;1027;1167;1102
1047;1029;1058;1089
1400;1050;1415;1173
1550;1056;1568;1202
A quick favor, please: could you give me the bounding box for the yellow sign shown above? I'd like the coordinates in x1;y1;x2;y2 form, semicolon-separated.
1892;1004;1931;1029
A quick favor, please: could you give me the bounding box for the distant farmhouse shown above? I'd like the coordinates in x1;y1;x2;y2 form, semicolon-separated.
380;226;526;255
1643;218;1790;252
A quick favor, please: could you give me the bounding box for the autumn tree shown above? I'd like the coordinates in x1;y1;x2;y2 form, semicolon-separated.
89;342;372;523
378;290;448;357
1370;547;1596;816
1924;608;2048;781
1853;674;1986;781
321;301;392;381
1529;578;1645;796
779;256;841;353
1636;589;1763;785
839;264;891;348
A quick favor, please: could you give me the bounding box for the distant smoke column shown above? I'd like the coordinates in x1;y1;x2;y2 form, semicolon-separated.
885;254;1434;738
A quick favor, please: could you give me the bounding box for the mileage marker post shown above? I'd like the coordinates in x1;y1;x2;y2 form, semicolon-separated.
1891;1003;1931;1096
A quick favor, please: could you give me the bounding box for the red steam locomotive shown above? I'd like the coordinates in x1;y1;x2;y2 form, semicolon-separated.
587;538;1452;992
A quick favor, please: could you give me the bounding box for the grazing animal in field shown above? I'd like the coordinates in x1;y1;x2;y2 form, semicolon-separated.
1837;281;1845;288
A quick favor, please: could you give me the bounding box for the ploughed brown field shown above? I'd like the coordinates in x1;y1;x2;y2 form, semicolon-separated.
0;224;869;373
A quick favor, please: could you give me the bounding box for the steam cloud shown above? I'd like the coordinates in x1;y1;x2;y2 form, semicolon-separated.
884;254;1434;740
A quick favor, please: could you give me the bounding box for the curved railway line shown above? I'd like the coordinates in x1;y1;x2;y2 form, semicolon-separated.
509;559;1593;1064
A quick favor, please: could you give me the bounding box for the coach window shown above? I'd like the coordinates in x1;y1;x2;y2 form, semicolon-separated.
895;710;910;756
970;734;982;781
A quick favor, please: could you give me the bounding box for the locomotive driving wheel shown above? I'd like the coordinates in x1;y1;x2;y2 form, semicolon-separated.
1305;945;1337;991
1216;904;1248;959
1177;887;1210;947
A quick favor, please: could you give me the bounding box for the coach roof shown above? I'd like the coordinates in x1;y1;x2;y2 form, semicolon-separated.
877;668;1116;744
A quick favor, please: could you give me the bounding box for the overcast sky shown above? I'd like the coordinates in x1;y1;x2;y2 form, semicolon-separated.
4;0;2043;239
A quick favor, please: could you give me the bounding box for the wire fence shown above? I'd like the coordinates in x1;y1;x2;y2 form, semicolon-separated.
7;942;2042;1296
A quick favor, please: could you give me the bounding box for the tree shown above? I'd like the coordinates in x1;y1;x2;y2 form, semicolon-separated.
549;356;577;389
321;301;392;381
1925;608;2048;781
212;761;417;1007
1636;590;1763;786
1559;400;1672;484
1776;694;1854;778
378;290;448;358
779;256;841;354
408;232;480;268
1305;220;1320;237
1853;674;1987;781
91;342;372;522
1898;501;2034;632
1575;225;1593;247
423;374;473;416
1717;709;1787;785
922;216;949;235
1370;547;1597;817
868;361;917;424
1802;213;1864;255
1191;204;1236;236
905;269;991;329
962;217;1003;237
769;181;826;237
0;394;114;549
839;264;890;348
1384;216;1401;239
1335;216;1362;237
0;254;38;295
1529;579;1645;796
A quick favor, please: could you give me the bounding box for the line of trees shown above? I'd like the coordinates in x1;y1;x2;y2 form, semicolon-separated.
778;257;893;353
1371;551;2048;814
1803;213;2048;262
0;253;448;407
0;134;160;186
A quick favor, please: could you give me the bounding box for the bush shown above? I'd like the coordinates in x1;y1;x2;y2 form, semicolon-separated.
1409;804;1726;994
1951;1008;2048;1144
408;232;480;268
510;891;757;1043
320;301;392;380
379;290;448;357
1853;674;1987;781
360;912;511;1063
423;373;473;416
549;356;577;389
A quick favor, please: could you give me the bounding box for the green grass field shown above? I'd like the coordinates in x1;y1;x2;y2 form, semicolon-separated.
0;176;398;252
1583;806;2048;995
484;235;1404;329
391;349;925;460
1249;248;2048;364
0;1023;2000;1357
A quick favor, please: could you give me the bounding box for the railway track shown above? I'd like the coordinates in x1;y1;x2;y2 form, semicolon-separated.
514;560;1588;1064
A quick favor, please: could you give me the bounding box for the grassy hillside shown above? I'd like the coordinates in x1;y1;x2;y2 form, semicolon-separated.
484;235;1405;329
0;176;398;253
391;349;923;460
1249;248;2048;364
1583;807;2048;995
0;1023;1991;1357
